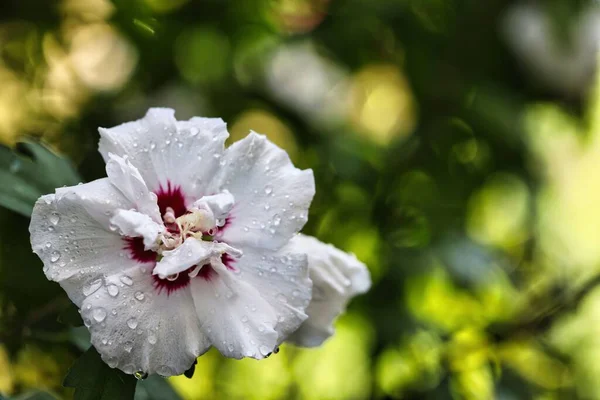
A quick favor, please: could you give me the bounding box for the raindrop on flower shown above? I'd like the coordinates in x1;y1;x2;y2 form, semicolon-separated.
127;318;138;329
107;285;119;297
264;185;273;195
134;291;145;301
124;341;134;353
157;365;173;377
92;308;107;322
272;214;281;226
134;371;148;380
50;251;61;263
120;275;133;286
148;333;157;345
259;345;271;356
83;279;103;296
49;212;60;225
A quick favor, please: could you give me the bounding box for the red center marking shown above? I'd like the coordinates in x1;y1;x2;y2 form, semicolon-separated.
122;181;235;295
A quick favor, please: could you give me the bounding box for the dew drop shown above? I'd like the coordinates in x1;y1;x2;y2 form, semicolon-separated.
259;345;271;356
243;226;249;232
272;214;281;226
134;291;145;301
157;365;174;377
150;142;156;150
166;273;179;281
111;309;117;316
241;315;248;323
148;333;157;345
127;318;138;329
264;204;271;211
120;276;133;286
124;341;134;352
134;371;148;380
292;289;300;297
190;127;199;136
107;285;119;297
92;308;107;322
49;212;60;225
264;185;273;195
83;279;102;296
45;242;51;248
50;251;61;263
106;357;118;368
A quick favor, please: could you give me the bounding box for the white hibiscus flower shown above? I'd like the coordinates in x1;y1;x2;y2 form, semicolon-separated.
29;108;370;377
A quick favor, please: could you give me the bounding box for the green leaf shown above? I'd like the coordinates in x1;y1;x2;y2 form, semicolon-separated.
63;347;137;400
135;375;182;400
0;141;80;217
58;303;84;327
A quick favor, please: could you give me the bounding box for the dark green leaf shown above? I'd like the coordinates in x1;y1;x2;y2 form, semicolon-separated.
135;375;181;400
57;302;83;327
0;141;80;217
63;346;137;400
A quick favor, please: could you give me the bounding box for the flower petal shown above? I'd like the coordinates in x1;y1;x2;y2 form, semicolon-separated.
98;108;228;199
105;153;162;224
110;209;162;250
80;265;209;376
285;234;371;347
189;259;282;359
234;246;313;342
209;132;315;250
153;238;241;278
30;179;136;306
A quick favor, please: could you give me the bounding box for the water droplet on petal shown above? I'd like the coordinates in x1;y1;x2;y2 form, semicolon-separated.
45;242;51;248
83;279;103;296
49;212;60;225
50;251;61;263
157;365;174;377
259;345;271;356
134;291;145;301
241;315;248;322
120;276;133;286
134;371;148;380
111;309;117;316
264;185;273;195
106;357;118;368
124;341;134;352
148;333;157;344
127;318;138;329
190;127;199;136
272;214;281;226
264;204;270;211
166;273;179;281
92;308;107;322
107;285;119;297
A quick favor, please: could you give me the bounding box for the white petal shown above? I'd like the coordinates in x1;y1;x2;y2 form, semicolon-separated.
30;179;137;306
285;234;371;347
80;265;209;376
191;191;235;221
98;108;228;198
110;209;162;250
105;153;162;224
189;263;280;360
234;246;313;342
153;238;241;278
209;132;315;250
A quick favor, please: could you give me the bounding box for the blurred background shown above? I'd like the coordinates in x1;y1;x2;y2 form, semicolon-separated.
2;0;600;399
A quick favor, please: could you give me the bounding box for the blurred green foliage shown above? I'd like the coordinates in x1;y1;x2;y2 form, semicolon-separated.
2;0;600;399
